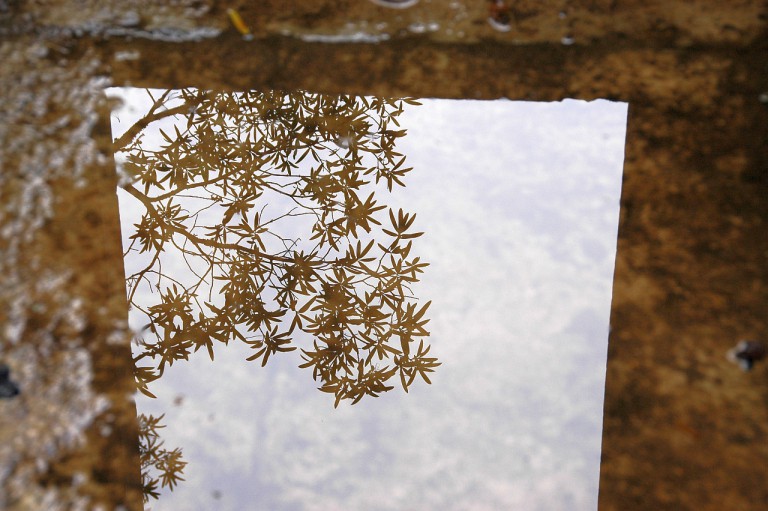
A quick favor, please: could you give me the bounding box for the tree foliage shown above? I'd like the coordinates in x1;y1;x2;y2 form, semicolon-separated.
137;413;186;502
114;88;439;409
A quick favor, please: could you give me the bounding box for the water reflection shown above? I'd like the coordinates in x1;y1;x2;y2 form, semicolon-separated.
110;88;437;500
110;91;627;510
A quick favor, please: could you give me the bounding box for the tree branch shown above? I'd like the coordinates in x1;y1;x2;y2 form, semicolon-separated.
113;101;193;152
122;183;320;266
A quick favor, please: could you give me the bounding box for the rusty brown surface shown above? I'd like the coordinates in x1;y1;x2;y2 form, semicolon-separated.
2;0;768;509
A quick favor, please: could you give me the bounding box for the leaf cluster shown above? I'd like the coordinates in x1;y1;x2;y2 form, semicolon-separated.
137;413;186;502
118;88;438;407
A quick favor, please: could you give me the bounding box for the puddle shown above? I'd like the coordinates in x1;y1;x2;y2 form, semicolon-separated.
108;88;627;510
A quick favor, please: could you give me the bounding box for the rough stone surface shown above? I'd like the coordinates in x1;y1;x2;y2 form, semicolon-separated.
0;36;142;510
1;1;767;510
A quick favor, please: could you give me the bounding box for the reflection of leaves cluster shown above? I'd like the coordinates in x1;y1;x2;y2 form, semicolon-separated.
138;413;186;502
118;89;438;407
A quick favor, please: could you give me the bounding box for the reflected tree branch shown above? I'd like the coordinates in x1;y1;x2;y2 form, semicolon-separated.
115;88;439;416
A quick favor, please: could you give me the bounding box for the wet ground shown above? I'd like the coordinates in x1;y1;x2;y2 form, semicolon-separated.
599;102;768;510
2;1;768;510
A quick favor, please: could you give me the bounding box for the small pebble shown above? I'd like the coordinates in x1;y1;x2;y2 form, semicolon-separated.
369;0;419;8
116;10;142;28
0;363;20;399
727;340;766;371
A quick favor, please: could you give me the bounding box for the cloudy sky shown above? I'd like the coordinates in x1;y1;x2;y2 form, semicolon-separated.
109;92;627;511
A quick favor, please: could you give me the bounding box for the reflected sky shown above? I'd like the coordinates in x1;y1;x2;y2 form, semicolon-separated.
109;91;627;511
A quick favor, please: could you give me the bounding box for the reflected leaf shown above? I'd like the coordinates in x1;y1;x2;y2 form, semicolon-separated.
138;413;187;502
114;87;439;502
114;88;437;413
